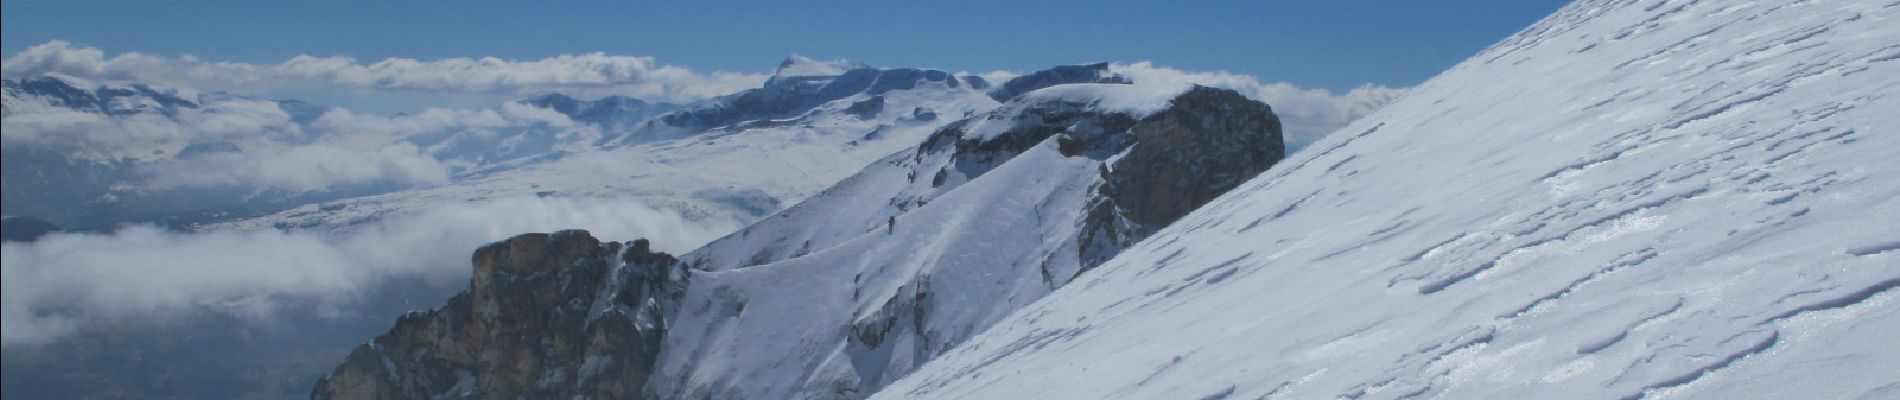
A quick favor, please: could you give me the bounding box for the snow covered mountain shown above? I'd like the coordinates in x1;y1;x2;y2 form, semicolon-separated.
878;0;1900;399
1;73;202;117
310;81;1287;398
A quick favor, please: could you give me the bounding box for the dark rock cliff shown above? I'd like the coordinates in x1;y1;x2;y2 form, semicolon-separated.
311;230;687;399
1075;86;1284;268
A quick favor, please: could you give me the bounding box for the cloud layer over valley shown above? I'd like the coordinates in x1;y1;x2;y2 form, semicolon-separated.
0;196;740;345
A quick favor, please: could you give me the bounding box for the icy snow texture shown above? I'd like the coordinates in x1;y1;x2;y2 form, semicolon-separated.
880;0;1900;399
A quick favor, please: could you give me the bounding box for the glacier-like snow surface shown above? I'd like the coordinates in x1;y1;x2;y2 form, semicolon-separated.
878;0;1900;399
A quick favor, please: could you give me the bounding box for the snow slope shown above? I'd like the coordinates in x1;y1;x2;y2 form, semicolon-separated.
645;84;1277;398
654;140;1105;398
879;0;1900;399
680;83;1195;272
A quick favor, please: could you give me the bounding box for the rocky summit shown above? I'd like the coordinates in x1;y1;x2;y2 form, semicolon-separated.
313;230;687;399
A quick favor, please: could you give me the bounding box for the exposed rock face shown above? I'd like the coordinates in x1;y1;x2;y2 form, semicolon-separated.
932;85;1284;270
1077;86;1284;267
311;230;686;399
1106;87;1285;225
916;85;1284;270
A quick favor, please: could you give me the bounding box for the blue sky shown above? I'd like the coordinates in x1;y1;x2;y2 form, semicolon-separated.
2;0;1567;93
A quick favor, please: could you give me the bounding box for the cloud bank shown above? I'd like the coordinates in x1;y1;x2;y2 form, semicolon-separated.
1110;62;1407;151
0;91;605;192
2;40;766;103
145;142;452;191
3;41;1403;154
0;196;741;345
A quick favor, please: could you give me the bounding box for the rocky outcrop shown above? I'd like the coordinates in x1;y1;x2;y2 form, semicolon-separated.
1077;86;1284;268
926;85;1284;270
1105;86;1284;225
311;230;686;399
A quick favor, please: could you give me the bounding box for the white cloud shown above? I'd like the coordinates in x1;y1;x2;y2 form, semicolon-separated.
0;196;740;345
144;142;451;191
308;101;579;138
0;107;122;144
1;94;298;150
184;98;299;138
966;70;1020;87
1;91;606;192
1;40;766;103
1110;62;1407;151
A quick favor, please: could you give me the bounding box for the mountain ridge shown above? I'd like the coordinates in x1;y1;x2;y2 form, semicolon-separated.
311;81;1286;399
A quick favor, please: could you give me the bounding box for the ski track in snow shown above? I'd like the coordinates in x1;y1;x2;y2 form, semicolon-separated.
878;0;1900;399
